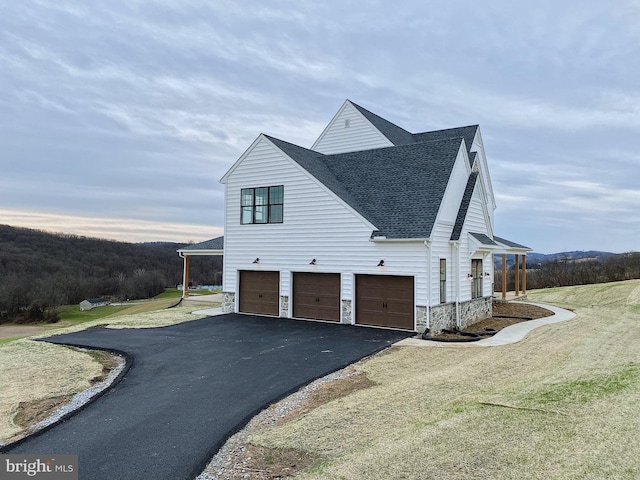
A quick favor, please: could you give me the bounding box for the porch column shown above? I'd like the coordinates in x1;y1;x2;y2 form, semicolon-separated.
501;254;507;300
522;254;527;294
514;254;520;296
182;255;190;298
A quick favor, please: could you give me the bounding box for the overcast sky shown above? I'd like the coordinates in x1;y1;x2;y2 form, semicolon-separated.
1;1;639;253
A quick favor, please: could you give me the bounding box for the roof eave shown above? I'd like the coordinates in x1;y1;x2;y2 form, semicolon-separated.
177;249;223;256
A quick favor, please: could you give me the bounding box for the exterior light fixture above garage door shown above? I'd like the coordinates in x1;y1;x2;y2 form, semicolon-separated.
309;258;317;265
252;258;260;264
377;259;385;267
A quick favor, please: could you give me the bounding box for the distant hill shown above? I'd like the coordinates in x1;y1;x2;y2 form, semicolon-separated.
494;248;640;291
0;225;221;320
496;250;616;269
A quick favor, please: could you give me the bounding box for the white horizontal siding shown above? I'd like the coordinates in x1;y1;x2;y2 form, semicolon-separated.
312;103;392;154
429;221;453;306
460;187;493;300
223;137;429;315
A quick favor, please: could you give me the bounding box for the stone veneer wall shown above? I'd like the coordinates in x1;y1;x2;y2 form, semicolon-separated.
222;292;235;313
341;300;352;324
280;295;289;317
459;296;492;329
429;302;456;333
428;296;492;333
416;306;428;332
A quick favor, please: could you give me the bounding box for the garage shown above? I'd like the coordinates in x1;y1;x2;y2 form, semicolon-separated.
355;275;414;330
292;272;340;322
239;270;280;316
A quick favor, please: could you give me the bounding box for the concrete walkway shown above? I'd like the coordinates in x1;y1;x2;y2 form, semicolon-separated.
395;302;576;348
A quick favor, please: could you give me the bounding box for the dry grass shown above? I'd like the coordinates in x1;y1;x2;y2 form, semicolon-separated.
0;340;103;441
0;304;209;442
247;280;640;479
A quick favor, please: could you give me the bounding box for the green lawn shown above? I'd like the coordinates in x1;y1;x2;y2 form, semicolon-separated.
154;288;219;299
57;304;131;322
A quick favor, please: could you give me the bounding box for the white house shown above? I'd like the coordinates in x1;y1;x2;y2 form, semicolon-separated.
178;100;530;332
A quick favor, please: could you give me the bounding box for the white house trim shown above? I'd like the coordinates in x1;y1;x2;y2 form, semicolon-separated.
183;100;530;333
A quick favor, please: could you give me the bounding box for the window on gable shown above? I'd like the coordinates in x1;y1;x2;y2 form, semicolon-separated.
241;186;284;224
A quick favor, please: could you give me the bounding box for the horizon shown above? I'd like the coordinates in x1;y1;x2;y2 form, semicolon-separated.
2;223;636;256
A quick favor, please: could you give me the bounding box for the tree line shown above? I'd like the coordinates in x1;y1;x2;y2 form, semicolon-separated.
0;225;222;323
494;252;640;292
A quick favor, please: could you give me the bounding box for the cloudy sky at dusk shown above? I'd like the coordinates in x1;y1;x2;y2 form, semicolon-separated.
1;1;639;253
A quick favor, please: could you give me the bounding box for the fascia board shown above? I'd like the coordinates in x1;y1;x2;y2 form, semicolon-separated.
468;234;498;255
471;127;496;207
430;141;468;238
219;134;266;184
177;249;223;256
311;100;393;151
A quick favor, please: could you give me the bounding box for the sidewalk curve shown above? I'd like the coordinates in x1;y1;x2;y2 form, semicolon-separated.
395;302;576;348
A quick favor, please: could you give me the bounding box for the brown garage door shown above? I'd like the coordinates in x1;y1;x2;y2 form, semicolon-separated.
239;270;280;316
355;275;414;330
293;273;340;322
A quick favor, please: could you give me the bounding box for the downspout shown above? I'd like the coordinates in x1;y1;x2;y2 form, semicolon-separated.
424;239;432;329
452;241;461;328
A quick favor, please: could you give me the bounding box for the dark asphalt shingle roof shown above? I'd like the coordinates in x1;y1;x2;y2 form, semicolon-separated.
350;101;415;146
451;172;479;241
412;125;479;154
268;135;464;239
179;236;224;251
349;101;479;155
86;298;107;304
470;232;499;246
494;236;531;250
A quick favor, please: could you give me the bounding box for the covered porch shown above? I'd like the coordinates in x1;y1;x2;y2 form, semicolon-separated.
177;236;224;299
493;236;532;301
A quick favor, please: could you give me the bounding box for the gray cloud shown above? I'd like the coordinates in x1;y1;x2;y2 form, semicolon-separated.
0;0;638;252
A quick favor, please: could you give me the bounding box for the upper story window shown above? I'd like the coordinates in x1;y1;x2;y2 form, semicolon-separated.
241;185;283;224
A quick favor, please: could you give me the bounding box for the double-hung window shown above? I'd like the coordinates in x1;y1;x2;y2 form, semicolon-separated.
471;259;483;298
439;259;446;303
241;185;284;224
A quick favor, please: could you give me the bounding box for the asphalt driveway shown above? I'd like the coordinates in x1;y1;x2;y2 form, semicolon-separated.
3;314;411;480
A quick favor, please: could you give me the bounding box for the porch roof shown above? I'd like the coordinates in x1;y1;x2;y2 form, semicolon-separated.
493;235;532;254
177;236;224;255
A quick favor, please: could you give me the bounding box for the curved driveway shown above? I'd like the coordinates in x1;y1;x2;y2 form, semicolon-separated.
3;314;410;480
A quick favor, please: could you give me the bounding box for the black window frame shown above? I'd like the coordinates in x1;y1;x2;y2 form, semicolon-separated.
240;185;284;225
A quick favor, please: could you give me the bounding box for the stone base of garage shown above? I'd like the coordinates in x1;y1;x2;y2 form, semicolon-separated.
418;297;492;333
222;292;235;313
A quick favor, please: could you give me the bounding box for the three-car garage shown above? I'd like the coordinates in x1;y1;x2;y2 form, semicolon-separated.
238;271;415;330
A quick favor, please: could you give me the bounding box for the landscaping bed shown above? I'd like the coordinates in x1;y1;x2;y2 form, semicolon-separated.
424;302;554;341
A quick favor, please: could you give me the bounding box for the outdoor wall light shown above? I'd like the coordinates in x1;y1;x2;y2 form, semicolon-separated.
484;272;491;277
467;273;473;278
309;258;317;265
252;257;260;264
377;259;385;267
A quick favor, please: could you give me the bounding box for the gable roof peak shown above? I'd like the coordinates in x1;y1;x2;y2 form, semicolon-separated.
347;100;415;146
